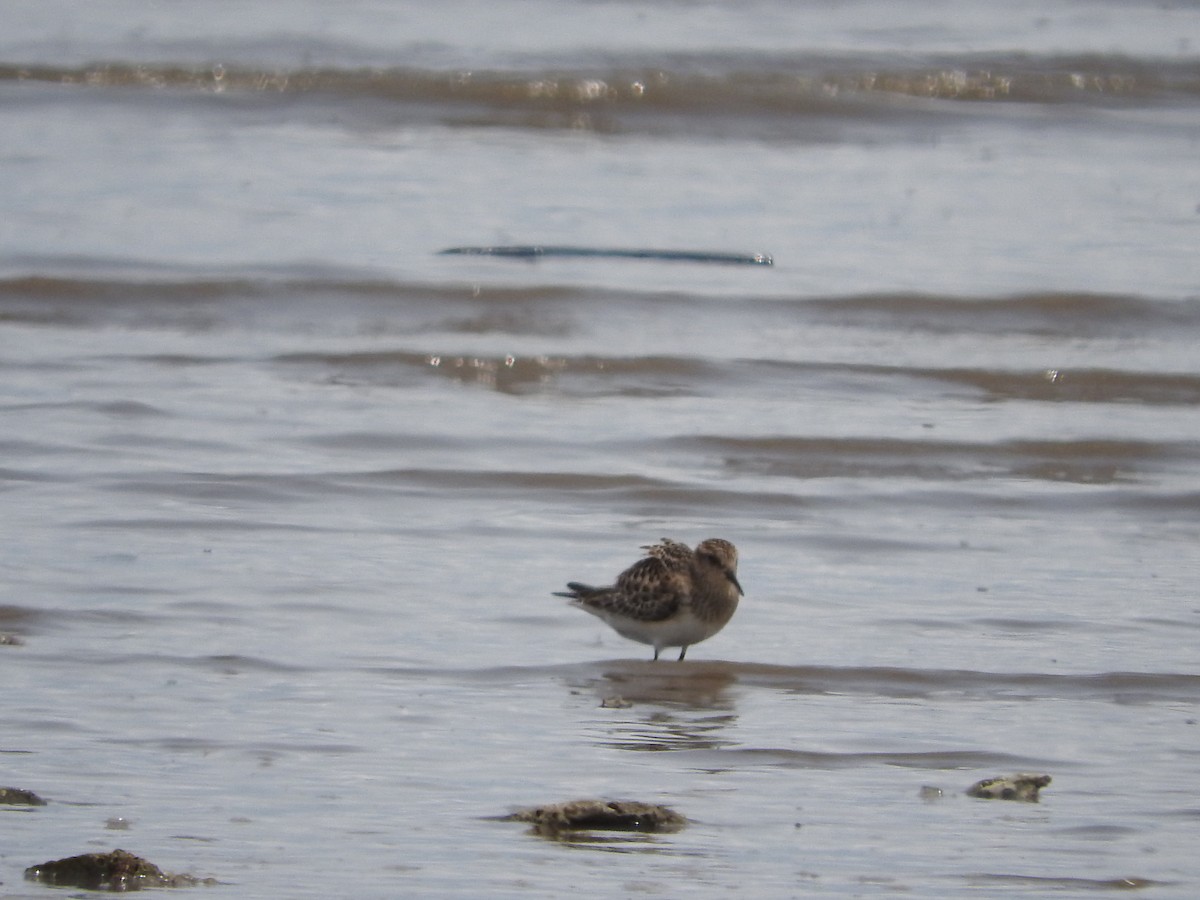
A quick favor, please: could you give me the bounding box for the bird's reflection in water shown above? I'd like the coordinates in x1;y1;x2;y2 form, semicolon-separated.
576;659;741;752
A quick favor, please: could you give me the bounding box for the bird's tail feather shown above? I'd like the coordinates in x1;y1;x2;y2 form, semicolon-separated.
553;581;596;599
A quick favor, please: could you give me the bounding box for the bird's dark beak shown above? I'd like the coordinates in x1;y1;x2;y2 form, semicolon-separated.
727;571;744;596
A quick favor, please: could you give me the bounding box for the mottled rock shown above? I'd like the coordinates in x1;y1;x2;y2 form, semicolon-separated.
24;849;212;890
0;786;46;806
506;799;686;834
966;773;1052;802
0;633;24;646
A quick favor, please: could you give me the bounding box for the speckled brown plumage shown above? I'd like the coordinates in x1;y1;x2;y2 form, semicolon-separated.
554;538;743;660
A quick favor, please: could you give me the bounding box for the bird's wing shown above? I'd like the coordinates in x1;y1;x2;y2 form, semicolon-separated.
598;555;688;621
639;538;693;572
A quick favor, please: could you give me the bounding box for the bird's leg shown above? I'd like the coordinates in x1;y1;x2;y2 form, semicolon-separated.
677;646;688;661
652;647;660;661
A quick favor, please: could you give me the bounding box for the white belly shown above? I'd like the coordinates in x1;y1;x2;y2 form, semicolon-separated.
605;608;720;650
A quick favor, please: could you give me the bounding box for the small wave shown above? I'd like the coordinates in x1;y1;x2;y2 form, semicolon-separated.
390;660;1200;705
673;435;1199;484
94;466;799;518
276;349;1200;407
4;274;1195;334
926;368;1200;406
74;652;312;674
686;747;1054;771
0;605;168;644
0;603;56;628
100;733;362;756
70;516;333;533
960;873;1167;891
5;54;1193;105
729;663;1200;704
802;291;1200;338
276;349;723;395
5;274;1197;411
4;53;1195;137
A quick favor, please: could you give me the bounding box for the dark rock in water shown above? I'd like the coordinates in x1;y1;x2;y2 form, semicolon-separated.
505;799;686;834
966;773;1052;802
24;849;213;890
25;849;164;890
0;786;47;806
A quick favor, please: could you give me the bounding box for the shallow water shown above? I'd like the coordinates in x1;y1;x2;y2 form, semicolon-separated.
3;1;1200;896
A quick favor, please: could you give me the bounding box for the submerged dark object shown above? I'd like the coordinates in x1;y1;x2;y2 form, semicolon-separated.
504;799;687;834
439;245;772;265
0;786;46;806
25;849;212;890
966;773;1052;802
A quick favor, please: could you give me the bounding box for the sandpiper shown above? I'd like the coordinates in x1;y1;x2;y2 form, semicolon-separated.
554;538;743;660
